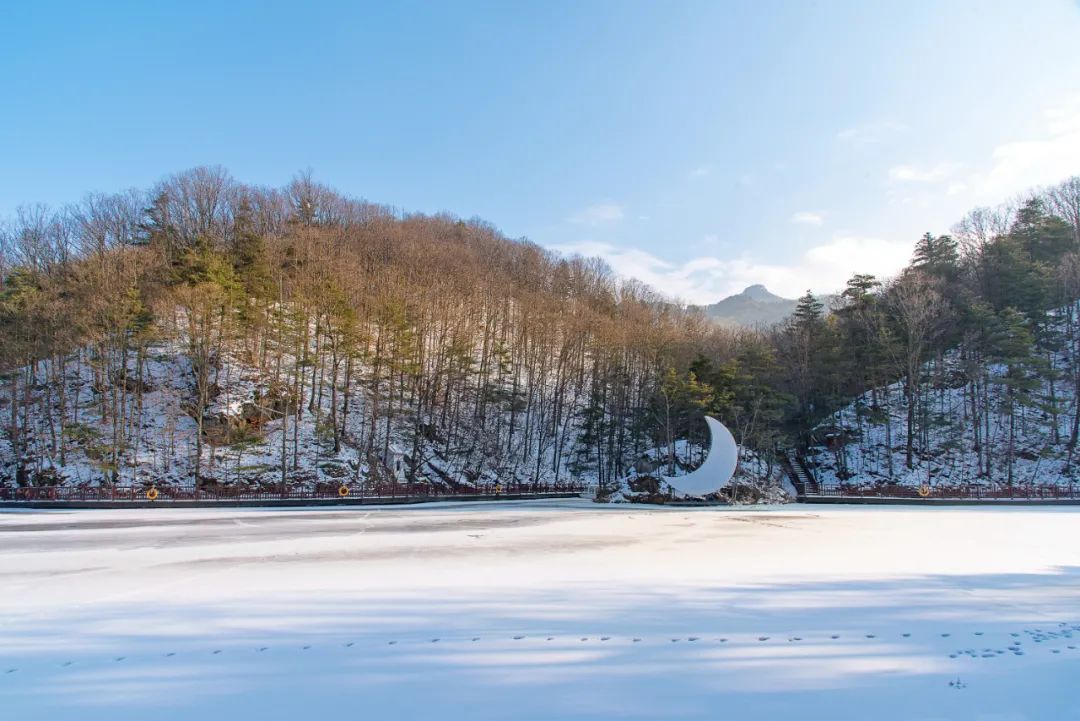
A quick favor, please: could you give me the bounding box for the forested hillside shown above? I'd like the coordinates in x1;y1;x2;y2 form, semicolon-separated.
803;179;1080;491
0;168;771;492
1;167;1079;495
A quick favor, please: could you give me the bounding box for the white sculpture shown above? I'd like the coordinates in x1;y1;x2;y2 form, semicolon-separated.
661;416;739;497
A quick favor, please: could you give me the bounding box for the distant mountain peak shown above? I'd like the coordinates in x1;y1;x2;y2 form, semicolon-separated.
739;284;784;302
692;285;798;328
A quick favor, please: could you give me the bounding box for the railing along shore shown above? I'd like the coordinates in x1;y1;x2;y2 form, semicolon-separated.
0;481;584;503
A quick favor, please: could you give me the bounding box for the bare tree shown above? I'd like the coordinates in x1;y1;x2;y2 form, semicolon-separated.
886;273;951;469
155;166;237;248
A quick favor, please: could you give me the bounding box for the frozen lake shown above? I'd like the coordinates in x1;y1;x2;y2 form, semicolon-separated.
2;500;1079;720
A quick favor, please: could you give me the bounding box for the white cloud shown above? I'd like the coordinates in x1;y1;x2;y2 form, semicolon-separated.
973;95;1080;198
836;120;908;148
551;235;913;304
567;202;624;226
688;165;712;179
790;211;825;226
888;162;960;183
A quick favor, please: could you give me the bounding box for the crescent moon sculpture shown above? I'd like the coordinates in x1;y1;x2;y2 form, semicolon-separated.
661;416;739;497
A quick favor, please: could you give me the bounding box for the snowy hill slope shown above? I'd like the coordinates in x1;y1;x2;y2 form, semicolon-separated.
0;320;776;493
807;308;1080;492
0;336;568;490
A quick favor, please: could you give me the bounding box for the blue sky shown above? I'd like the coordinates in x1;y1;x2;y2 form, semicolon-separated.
2;0;1080;301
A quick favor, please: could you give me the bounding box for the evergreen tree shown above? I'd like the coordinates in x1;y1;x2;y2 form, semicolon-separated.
792;290;824;326
1011;198;1073;265
230;197;273;301
985;308;1040;487
911;232;959;279
779;290;837;442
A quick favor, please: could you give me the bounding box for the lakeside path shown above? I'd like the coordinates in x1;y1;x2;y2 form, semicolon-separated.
2;501;1079;720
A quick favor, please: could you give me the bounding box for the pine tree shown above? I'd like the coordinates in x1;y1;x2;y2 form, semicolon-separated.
911;233;959;279
780;290;836;441
792;290;824;326
230;198;273;301
986;308;1040;487
1011;198;1073;265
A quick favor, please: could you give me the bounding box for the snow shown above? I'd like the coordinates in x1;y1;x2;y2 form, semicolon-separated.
2;335;786;502
809;308;1080;492
4;337;753;493
3;501;1079;719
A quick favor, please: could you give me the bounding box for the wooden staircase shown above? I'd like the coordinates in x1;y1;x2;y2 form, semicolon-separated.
782;452;820;499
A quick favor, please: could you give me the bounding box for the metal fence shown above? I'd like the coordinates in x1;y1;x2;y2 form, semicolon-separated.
808;483;1080;501
0;481;584;503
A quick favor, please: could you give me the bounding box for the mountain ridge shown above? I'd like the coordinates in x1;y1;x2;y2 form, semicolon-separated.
695;284;799;328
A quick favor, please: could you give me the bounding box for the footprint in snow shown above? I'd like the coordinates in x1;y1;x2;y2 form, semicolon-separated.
866;634;876;639
388;641;397;645
513;636;525;640
115;657;125;662
62;661;73;667
831;635;840;640
687;637;697;642
471;638;480;642
212;650;222;655
758;637;769;642
257;647;268;652
902;633;911;637
942;633;951;638
302;645;311;650
345;642;354;647
602;637;612;641
632;638;641;643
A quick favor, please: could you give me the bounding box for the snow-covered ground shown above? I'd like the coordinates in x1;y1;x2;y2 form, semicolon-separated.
809;309;1080;491
2;501;1079;720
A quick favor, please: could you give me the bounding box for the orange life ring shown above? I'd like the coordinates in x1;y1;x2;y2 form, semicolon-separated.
917;485;931;498
338;485;350;498
146;487;159;501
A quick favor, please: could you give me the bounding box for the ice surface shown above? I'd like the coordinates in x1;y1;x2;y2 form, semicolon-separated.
2;501;1079;720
